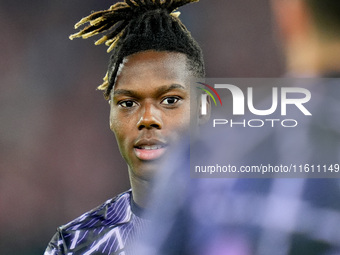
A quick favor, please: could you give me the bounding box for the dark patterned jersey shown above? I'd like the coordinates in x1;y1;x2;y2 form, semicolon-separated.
44;190;148;255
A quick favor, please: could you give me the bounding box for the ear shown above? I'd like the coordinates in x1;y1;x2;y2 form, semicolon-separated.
109;99;114;128
198;93;211;125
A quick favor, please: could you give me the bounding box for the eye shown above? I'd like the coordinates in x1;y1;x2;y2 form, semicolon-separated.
119;100;138;108
161;97;180;105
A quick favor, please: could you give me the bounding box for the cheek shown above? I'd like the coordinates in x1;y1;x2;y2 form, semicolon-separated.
110;118;130;158
168;104;191;131
109;109;127;138
109;108;137;151
109;110;118;132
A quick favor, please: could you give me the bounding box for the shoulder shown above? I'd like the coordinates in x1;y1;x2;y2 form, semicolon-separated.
44;190;133;255
62;190;133;232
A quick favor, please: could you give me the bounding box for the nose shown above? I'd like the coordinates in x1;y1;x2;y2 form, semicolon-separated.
137;102;162;130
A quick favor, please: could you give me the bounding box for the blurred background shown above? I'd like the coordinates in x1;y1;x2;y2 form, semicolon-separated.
0;0;284;254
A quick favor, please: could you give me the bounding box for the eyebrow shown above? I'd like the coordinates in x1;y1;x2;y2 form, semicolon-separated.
113;84;186;97
156;84;186;94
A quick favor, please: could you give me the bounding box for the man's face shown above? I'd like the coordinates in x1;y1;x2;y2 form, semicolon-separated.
110;50;194;180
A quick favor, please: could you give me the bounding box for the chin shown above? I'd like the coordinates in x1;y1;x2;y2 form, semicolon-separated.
130;161;163;181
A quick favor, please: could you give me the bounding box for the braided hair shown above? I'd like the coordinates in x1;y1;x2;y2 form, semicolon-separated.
70;0;204;100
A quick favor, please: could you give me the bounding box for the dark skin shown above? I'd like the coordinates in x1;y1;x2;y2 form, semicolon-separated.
109;50;202;208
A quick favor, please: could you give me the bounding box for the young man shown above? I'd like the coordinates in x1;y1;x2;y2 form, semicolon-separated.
44;0;206;254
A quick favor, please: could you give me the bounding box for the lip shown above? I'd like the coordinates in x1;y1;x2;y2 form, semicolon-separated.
134;139;168;161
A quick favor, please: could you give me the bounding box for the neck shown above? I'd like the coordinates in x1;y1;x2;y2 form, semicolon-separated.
285;35;340;76
128;170;152;209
